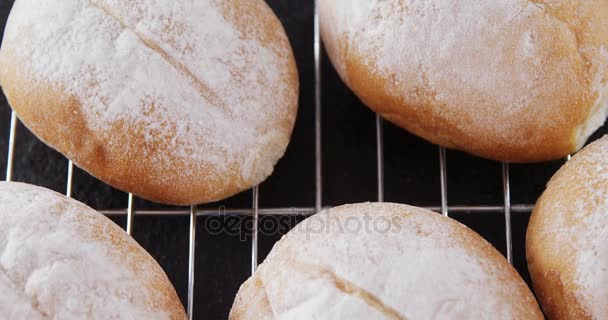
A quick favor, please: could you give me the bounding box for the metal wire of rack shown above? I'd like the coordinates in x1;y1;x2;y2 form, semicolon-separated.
1;1;547;319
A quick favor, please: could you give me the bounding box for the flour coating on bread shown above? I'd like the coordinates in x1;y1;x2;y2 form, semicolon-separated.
231;203;543;319
0;182;185;319
320;0;608;161
576;47;608;149
528;136;608;318
0;0;298;204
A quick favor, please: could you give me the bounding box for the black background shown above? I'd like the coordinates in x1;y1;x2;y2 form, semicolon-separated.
1;1;606;319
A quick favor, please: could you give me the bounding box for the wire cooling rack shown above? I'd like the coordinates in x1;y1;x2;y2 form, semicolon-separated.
0;1;560;319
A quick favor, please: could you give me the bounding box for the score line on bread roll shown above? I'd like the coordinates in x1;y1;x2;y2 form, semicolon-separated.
0;182;186;319
527;135;608;319
230;203;543;319
0;0;299;205
319;0;608;162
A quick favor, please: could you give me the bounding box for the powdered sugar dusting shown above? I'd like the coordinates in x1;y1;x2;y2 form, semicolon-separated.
233;203;540;319
1;0;297;199
0;182;184;319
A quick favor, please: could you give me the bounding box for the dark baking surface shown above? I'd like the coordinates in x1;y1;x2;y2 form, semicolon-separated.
1;1;607;318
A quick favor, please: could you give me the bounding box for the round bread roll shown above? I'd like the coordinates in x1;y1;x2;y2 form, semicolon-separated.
230;203;543;319
0;182;186;319
320;0;608;162
0;0;298;205
527;135;608;319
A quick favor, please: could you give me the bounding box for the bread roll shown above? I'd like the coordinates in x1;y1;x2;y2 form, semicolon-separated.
230;203;543;319
320;0;608;162
0;0;298;205
527;135;608;319
0;182;186;319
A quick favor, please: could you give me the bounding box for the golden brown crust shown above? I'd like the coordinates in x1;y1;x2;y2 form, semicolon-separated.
230;277;274;320
320;0;608;162
0;53;221;205
527;135;608;319
527;179;589;319
97;212;187;320
0;0;298;205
